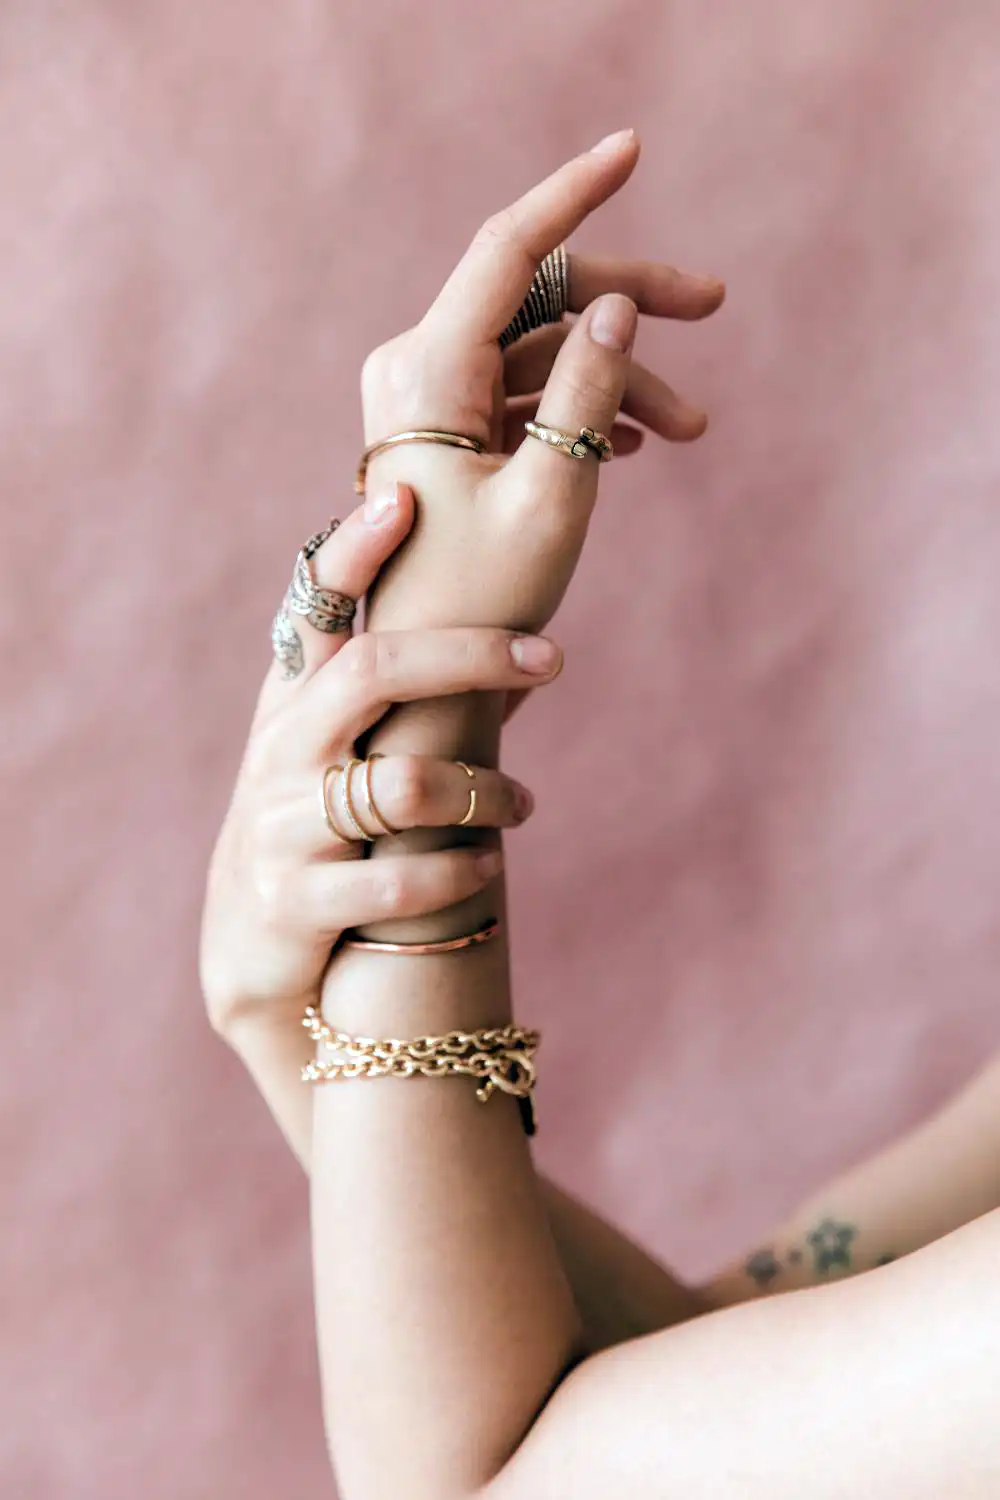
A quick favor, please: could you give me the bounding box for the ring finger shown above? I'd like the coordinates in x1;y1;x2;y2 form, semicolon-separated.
503;324;708;443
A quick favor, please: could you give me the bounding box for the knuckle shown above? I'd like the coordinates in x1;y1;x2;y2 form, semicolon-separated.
474;207;520;249
389;756;435;826
340;632;381;687
361;332;422;403
251;863;288;926
372;866;409;914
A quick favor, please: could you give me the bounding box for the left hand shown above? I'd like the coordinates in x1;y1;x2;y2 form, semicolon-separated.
200;487;562;1039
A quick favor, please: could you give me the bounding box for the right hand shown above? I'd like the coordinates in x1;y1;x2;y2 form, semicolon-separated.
199;486;563;1038
358;129;724;638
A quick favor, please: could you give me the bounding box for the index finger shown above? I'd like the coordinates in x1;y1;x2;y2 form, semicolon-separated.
423;129;641;347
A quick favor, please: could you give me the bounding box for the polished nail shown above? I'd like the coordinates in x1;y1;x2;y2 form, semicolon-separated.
477;850;504;879
364;484;398;525
510;635;561;674
591;128;635;155
589;294;638;353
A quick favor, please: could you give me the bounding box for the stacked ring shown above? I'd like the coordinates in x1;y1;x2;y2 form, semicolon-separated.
319;758;481;844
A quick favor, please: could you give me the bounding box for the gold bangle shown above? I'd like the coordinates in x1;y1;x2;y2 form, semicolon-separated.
362;753;399;836
341;918;498;955
354;430;486;496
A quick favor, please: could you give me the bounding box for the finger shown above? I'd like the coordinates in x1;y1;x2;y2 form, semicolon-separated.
568;256;725;321
297;628;563;749
424;130;641;346
342;756;533;839
504;293;637;511
504;326;706;441
298;848;504;938
501;407;643;456
265;483;416;691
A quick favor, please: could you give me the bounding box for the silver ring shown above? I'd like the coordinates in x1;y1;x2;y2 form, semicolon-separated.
271;520;357;680
499;245;569;350
523;421;614;463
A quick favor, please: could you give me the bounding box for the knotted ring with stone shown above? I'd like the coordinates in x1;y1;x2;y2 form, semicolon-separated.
498;244;570;350
271;520;357;680
523;421;614;464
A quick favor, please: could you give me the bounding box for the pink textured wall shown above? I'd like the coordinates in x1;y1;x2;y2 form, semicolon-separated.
6;2;1000;1494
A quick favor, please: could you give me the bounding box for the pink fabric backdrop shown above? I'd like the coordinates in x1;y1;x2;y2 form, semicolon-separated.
5;1;1000;1494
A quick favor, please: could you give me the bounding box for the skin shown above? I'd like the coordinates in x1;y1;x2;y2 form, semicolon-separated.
204;133;1000;1498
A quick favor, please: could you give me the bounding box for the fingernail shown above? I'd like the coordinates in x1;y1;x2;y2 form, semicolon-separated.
513;785;535;822
591;128;635;155
589;294;638;353
477;850;504;879
364;484;399;525
510;635;561;674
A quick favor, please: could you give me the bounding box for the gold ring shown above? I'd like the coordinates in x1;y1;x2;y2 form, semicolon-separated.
354;430;486;496
320;766;353;844
456;761;477;827
523;421;614;463
363;753;399;836
339;758;372;841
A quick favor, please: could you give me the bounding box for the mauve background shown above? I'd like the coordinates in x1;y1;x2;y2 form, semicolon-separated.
4;1;1000;1494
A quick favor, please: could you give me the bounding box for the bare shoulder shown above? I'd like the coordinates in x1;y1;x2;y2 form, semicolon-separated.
489;1209;1000;1500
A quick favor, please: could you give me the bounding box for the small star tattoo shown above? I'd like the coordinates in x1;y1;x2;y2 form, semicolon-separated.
807;1218;857;1274
745;1248;781;1288
787;1249;803;1265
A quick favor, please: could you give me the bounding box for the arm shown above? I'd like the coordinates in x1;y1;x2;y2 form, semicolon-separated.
310;133;705;1497
308;139;1000;1500
704;1051;1000;1303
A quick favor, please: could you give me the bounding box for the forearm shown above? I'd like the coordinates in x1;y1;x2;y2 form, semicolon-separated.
704;1053;1000;1305
313;865;581;1500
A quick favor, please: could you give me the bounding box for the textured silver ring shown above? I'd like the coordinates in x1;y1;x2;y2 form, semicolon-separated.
498;245;570;350
271;520;357;680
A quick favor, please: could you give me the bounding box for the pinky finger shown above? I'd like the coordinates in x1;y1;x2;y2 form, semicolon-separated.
304;847;503;936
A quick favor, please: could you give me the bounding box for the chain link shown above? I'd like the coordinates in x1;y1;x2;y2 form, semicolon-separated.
300;1005;540;1107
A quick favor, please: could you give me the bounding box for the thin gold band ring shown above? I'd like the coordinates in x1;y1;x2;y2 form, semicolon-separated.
339;759;372;842
363;753;400;836
320;766;353;845
456;761;477;827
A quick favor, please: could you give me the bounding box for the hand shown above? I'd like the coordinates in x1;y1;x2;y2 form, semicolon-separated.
358;129;724;637
200;487;562;1039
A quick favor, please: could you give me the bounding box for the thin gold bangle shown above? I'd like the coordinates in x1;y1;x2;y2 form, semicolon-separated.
341;918;499;955
354;430;485;496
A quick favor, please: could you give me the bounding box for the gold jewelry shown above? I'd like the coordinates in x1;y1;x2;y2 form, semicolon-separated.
362;753;399;836
499;245;570;350
354;430;486;496
272;520;357;679
456;760;477;827
523;421;614;464
320;765;353;844
342;918;498;955
301;1009;540;1133
338;758;371;842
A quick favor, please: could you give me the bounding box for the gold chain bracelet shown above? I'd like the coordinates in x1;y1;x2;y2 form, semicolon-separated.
301;1007;541;1133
